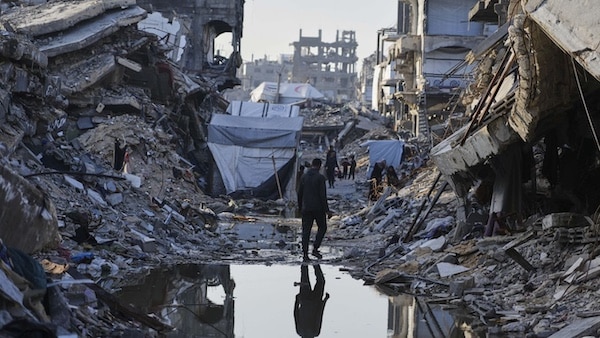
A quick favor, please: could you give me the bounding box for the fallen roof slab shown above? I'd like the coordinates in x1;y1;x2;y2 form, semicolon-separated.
0;0;136;37
36;6;147;58
56;53;116;95
525;0;600;82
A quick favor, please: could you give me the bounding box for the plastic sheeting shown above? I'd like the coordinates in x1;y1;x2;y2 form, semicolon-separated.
207;114;304;196
208;115;303;148
360;140;405;177
250;82;324;104
226;100;300;117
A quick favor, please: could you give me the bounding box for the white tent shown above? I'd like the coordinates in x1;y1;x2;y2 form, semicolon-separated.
226;100;300;117
250;82;324;104
207;114;304;199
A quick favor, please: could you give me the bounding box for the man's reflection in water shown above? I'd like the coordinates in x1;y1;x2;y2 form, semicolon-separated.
294;264;329;338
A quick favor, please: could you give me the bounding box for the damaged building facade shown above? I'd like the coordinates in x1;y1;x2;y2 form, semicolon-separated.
430;0;600;242
136;0;244;90
372;0;489;139
291;29;358;103
0;0;245;251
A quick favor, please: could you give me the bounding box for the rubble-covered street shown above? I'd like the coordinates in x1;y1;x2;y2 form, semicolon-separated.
3;0;600;337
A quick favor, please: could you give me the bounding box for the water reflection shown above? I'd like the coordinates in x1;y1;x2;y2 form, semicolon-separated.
114;264;481;337
294;264;329;338
387;294;478;338
115;264;235;337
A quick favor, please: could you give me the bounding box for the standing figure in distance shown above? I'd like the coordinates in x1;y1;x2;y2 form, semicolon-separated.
297;158;333;261
324;146;338;188
340;157;350;180
348;155;357;180
368;159;386;201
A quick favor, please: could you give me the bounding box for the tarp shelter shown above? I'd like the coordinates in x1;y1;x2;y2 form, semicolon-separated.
207;114;304;199
226;100;300;117
250;82;324;104
360;140;404;177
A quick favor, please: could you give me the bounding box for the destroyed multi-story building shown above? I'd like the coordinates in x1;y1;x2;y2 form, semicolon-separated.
291;29;358;103
238;55;293;92
359;53;377;108
373;0;488;139
430;0;600;241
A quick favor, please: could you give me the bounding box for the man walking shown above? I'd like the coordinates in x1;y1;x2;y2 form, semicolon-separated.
297;158;332;261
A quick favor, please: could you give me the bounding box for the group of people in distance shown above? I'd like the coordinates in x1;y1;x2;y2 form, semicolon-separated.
324;145;356;188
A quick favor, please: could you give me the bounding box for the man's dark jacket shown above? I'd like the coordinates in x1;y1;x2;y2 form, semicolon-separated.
298;168;329;213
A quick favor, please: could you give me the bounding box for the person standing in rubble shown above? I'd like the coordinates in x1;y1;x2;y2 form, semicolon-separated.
368;159;386;201
348;154;357;180
324;146;338;188
385;165;401;189
297;158;333;261
340;157;350;179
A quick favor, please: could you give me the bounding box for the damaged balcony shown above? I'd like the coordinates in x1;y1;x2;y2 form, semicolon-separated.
391;35;420;55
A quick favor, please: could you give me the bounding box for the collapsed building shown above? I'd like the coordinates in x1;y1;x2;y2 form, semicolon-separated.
0;0;247;262
430;0;600;242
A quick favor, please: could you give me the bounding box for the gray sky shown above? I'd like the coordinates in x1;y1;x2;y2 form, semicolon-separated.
240;0;398;63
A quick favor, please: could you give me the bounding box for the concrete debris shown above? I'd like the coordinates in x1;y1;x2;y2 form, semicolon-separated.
0;0;600;337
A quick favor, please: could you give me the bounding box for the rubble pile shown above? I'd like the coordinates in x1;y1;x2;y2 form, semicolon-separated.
2;0;600;337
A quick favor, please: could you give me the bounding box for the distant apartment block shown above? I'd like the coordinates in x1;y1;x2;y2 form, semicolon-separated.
238;55;293;92
291;29;358;103
371;0;491;139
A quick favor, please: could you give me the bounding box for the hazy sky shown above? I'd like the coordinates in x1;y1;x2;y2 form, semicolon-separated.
240;0;399;63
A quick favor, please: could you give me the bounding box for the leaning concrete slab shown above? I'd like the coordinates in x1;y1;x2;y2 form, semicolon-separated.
0;0;136;37
430;114;519;177
55;53;116;95
548;316;600;338
36;6;147;58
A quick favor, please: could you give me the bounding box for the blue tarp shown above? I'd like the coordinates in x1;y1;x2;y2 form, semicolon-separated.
360;140;404;177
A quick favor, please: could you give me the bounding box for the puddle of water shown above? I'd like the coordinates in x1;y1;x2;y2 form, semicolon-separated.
113;264;481;337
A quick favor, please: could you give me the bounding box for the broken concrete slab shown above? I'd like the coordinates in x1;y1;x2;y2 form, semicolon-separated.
547;316;600;338
55;53;116;95
436;262;470;278
36;6;147;58
420;236;446;252
542;213;591;230
0;0;137;37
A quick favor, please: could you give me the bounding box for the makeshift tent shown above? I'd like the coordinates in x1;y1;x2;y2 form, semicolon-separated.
250;82;324;104
207;114;304;199
360;140;405;177
226;100;300;117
